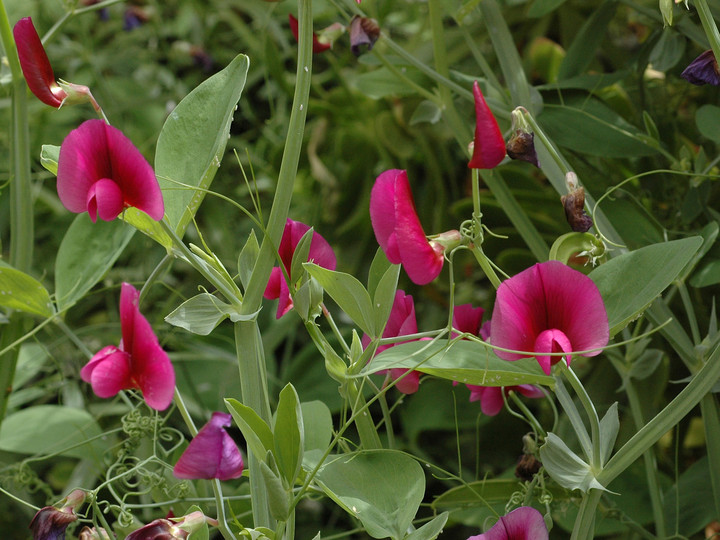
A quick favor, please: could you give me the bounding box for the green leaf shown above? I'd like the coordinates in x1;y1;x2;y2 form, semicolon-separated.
696;104;720;143
354;67;428;99
589;236;703;336
663;456;715;536
372;262;401;340
599;402;619;466
273;384;304;485
404;512;449;540
165;293;232;335
314;450;425;539
527;0;571;18
225;398;274;461
0;266;54;318
409;100;442;125
0;405;108;459
557;0;618;79
539;433;607;492
155;53;250;237
304;263;375;336
121;207;173;250
432;479;568;509
55;214;135;311
40;144;59;175
238;230;260;292
367;248;392;300
649;29;685;71
259;454;290;521
301;401;333;453
539;97;659;158
362;340;555;388
290;229;314;286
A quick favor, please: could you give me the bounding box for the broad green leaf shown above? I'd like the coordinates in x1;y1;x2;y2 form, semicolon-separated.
290;229;313;286
238;230;260;291
589;236;703;336
301;401;333;453
314;450;425;539
409;100;442;125
55;214;135;311
0;405;108;460
40;144;59;175
165;293;232;335
12;343;48;389
432;479;568;509
539;97;659;157
361;340;555;388
557;0;618;79
539;433;606;492
367;248;392;300
259;454;290;521
304;263;375;336
121;208;173;250
354;67;428;99
663;456;715;536
273;384;304;485
372;262;401;340
0;266;54;317
696;104;720;143
293;275;324;321
599;402;619;466
225;398;274;461
649;29;685;71
156;53;250;237
405;512;449;540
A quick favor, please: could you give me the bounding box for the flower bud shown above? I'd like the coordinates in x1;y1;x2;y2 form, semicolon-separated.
681;50;720;86
561;187;593;232
29;506;78;540
349;16;380;56
506;108;539;167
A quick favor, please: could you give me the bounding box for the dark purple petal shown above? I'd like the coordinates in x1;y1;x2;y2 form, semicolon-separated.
349;16;380;56
174;412;244;480
13;18;66;108
29;506;77;540
681;50;720;86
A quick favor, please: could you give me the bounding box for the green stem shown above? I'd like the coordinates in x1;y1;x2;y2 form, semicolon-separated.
694;0;720;69
677;282;701;346
560;362;601;471
508;391;546;438
700;393;720;524
620;368;667;538
571;489;602;540
470;244;502;289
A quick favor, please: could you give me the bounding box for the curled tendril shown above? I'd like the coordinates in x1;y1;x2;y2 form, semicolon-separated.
117;508;135;528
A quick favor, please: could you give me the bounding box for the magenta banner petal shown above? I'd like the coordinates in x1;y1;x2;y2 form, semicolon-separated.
174;412;244;480
452;304;485;338
370;170;403;264
13;17;66;108
57;120;164;222
264;267;283;300
468;81;506;169
490;260;609;374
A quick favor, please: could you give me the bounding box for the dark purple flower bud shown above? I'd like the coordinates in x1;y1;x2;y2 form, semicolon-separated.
125;519;182;540
681;50;720;86
506;130;539;167
349;16;380;56
561;187;593;232
29;507;77;540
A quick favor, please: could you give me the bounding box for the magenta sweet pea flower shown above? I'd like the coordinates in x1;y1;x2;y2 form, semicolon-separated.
490;260;609;375
363;290;422;394
468;81;506;169
451;303;486;339
174;412;244;480
13;17;65;108
370;169;460;285
264;218;337;318
468;506;548;540
80;283;175;411
467;384;545;416
57;119;164;223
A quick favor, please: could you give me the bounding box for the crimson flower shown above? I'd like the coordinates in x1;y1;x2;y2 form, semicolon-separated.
289;14;331;53
370;169;460;285
681;50;720;86
173;412;244;480
264;218;337;318
29;490;85;540
490;260;609;375
468;506;548;540
57;119;164;223
80;283;175;411
468;81;506;169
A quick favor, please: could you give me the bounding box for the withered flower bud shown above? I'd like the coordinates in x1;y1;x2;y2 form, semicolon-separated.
349;16;380;56
506;130;539;167
681;50;720;86
561;187;593;232
515;453;542;482
29;507;78;540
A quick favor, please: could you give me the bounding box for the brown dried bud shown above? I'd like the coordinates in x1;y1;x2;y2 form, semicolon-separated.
349;16;380;56
506;130;539;167
561;187;593;232
515;453;542;482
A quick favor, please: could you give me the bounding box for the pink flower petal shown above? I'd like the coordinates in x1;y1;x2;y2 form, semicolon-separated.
376;290;417;353
174;412;244;480
534;328;572;375
479;386;505;416
120;282;140;354
389;368;420;394
468;81;506;169
490;261;608;374
13;18;66;108
468;506;548;540
288;14;331;53
516;384;545;399
57;120;164;221
370;170;403;264
81;346;133;399
264;266;283;300
86;178;124;223
452;304;485;338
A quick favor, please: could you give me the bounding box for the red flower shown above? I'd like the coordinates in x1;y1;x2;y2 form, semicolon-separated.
288;14;331;53
174;412;244;480
80;283;175;410
490;260;609;375
468;81;506;169
264;218;337;318
468;506;548;540
57;119;164;223
370;169;460;285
